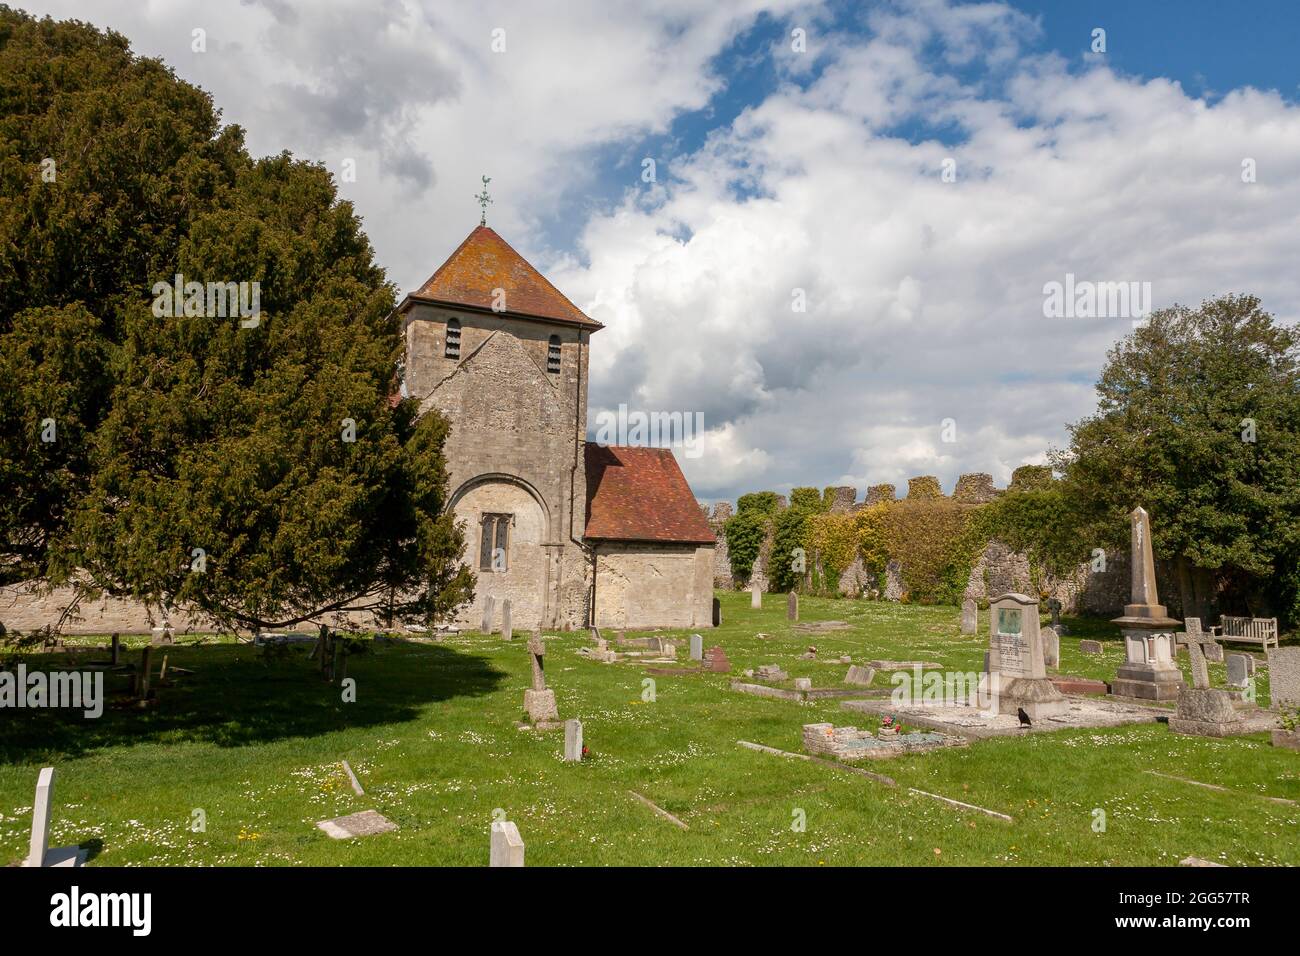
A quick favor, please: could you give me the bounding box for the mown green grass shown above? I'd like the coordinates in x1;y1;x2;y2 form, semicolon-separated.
1;592;1295;866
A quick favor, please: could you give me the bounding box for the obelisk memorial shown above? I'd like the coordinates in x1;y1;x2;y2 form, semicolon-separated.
1109;507;1183;701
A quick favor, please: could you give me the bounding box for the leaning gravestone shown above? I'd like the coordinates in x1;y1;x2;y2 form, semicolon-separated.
25;768;86;867
501;599;513;642
787;592;798;622
751;579;762;609
1041;626;1059;669
490;820;525;867
689;634;703;661
1270;647;1300;711
960;599;977;634
524;634;559;723
481;595;495;635
1169;640;1244;737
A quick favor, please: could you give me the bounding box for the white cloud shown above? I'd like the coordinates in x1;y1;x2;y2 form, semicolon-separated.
21;0;1300;504
558;5;1300;499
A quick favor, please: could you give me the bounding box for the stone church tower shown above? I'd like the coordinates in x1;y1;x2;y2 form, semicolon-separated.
398;224;715;632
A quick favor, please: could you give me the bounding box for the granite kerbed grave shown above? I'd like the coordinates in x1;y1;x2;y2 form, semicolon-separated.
841;696;1170;740
802;722;966;760
792;620;853;633
731;680;888;702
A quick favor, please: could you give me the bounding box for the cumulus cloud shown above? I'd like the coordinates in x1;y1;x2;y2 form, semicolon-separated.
21;0;1300;504
553;3;1300;500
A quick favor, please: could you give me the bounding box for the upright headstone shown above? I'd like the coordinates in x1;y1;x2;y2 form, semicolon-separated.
1110;507;1183;701
1041;626;1059;669
481;595;495;635
960;599;977;634
1270;647;1300;711
138;646;154;699
564;719;583;762
1225;653;1250;689
490;820;525;867
751;579;762;609
987;592;1067;720
787;592;798;622
689;633;703;661
110;633;121;666
712;596;721;627
500;599;513;641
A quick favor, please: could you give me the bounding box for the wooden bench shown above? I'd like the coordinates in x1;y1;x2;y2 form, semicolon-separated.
1219;616;1279;651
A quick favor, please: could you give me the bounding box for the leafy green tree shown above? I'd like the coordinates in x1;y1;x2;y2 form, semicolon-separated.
1052;295;1300;623
0;8;473;630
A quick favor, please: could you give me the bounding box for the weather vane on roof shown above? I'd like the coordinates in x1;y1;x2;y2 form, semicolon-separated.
475;175;493;226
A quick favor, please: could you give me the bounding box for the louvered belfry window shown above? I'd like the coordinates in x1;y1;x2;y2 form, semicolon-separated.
547;335;561;374
446;318;461;358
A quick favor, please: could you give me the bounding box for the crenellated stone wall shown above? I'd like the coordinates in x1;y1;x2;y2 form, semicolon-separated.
707;472;1136;616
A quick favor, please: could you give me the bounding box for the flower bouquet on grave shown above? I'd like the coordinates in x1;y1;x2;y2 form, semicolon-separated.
878;715;900;738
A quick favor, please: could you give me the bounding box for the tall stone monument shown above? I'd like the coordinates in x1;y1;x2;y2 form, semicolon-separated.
986;592;1068;720
1109;507;1183;701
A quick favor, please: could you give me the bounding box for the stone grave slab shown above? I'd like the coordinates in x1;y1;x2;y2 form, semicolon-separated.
316;809;398;840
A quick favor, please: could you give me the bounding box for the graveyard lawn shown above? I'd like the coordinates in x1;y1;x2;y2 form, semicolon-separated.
1;594;1296;867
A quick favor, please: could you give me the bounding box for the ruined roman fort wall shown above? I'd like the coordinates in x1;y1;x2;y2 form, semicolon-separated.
706;473;1153;616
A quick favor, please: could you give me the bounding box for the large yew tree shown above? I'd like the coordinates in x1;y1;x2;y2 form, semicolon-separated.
0;8;472;630
1053;295;1300;624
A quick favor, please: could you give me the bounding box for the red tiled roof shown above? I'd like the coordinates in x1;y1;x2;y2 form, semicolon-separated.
406;225;602;329
584;444;715;545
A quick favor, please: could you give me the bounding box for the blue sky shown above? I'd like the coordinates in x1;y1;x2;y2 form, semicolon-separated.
21;0;1300;501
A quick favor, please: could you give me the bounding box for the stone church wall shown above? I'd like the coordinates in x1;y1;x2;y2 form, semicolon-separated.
591;544;714;629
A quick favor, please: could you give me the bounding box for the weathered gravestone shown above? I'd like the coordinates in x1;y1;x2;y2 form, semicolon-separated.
1046;597;1063;632
1080;640;1103;654
1110;507;1183;701
481;595;495;635
564;719;583;762
490;820;525;867
793;677;812;691
524;634;559;723
1169;640;1243;737
316;809;398;840
1269;647;1300;711
960;599;977;634
751;579;762;609
845;664;876;686
712;596;721;627
500;599;513;641
1226;653;1254;695
689;633;703;661
787;592;799;622
987;592;1067;720
24;768;86;867
1041;626;1059;669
